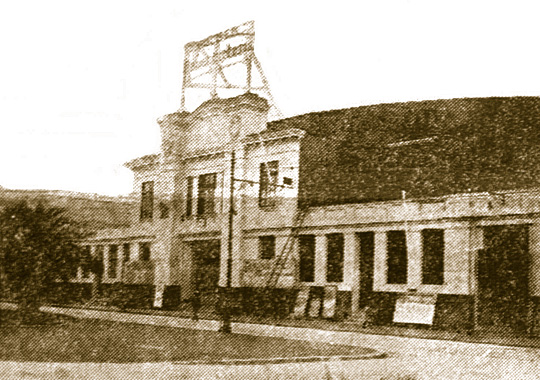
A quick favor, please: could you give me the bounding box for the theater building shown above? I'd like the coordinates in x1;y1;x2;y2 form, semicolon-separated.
81;93;540;332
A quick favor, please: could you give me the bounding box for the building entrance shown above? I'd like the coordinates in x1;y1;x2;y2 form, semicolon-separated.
190;239;221;307
478;225;529;331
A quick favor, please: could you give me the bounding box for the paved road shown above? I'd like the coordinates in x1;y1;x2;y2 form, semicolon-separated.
1;304;540;379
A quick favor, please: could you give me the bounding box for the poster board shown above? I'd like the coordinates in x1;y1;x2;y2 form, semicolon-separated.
393;294;437;325
153;284;165;308
292;287;310;318
322;285;338;319
308;293;322;318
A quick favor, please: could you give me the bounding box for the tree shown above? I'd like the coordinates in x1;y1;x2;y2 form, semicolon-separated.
0;201;86;321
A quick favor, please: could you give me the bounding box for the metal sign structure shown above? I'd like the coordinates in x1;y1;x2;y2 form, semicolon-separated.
181;21;281;117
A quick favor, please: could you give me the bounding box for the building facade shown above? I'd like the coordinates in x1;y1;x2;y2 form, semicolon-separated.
81;94;540;332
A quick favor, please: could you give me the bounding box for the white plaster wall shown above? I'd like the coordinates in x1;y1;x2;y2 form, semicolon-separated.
341;232;357;292
185;108;267;154
151;239;169;285
407;231;422;290
373;231;389;292
239;235;297;287
241;138;301;230
441;227;473;295
314;235;327;285
102;245;110;283
372;226;473;295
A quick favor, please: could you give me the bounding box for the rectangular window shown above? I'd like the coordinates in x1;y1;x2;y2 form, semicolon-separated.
422;229;445;285
387;230;408;284
139;242;151;261
140;181;154;220
159;201;169;219
186;176;194;217
122;243;130;263
108;245;118;278
259;236;276;259
299;235;316;282
326;233;344;282
70;245;82;279
81;245;92;278
197;173;217;216
259;161;279;208
358;232;375;307
95;245;104;278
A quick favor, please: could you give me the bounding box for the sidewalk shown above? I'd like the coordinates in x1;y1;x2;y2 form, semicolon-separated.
44;307;540;348
3;300;540;351
26;302;540;354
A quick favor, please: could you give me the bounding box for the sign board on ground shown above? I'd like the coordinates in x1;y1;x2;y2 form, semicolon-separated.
393;294;437;324
292;287;310;318
308;293;322;318
153;284;165;308
322;285;338;319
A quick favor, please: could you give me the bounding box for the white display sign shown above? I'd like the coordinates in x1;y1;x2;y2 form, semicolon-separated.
153;284;165;308
322;286;337;319
393;294;437;325
292;287;310;318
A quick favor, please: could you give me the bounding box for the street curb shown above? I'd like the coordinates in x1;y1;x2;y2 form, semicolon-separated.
171;351;387;366
1;302;388;366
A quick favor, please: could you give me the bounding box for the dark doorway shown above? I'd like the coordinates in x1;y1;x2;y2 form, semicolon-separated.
357;232;375;308
299;235;316;283
478;225;529;330
190;239;221;305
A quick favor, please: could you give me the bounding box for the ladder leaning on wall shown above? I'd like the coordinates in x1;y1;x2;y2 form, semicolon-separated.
265;206;309;289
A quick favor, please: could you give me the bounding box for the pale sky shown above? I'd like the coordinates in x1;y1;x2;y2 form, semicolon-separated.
1;0;539;196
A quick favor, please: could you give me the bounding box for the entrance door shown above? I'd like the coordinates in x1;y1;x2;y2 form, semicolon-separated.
478;225;529;330
190;239;221;306
357;232;375;308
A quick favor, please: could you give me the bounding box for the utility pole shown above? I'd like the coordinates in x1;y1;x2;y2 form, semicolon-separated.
219;149;235;333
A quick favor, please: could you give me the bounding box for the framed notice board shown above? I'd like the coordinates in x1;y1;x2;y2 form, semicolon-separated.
393;294;437;325
322;285;338;319
292;287;310;318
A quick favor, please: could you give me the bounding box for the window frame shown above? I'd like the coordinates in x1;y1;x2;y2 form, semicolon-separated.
186;176;194;217
258;160;279;208
326;233;344;283
298;235;316;282
81;245;92;279
158;201;169;219
197;173;217;216
421;229;445;285
139;242;151;261
140;181;154;221
94;245;104;278
108;245;118;279
386;230;408;285
122;243;130;263
258;235;276;260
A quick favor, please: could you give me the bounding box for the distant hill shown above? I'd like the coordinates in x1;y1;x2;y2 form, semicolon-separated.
0;188;135;231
